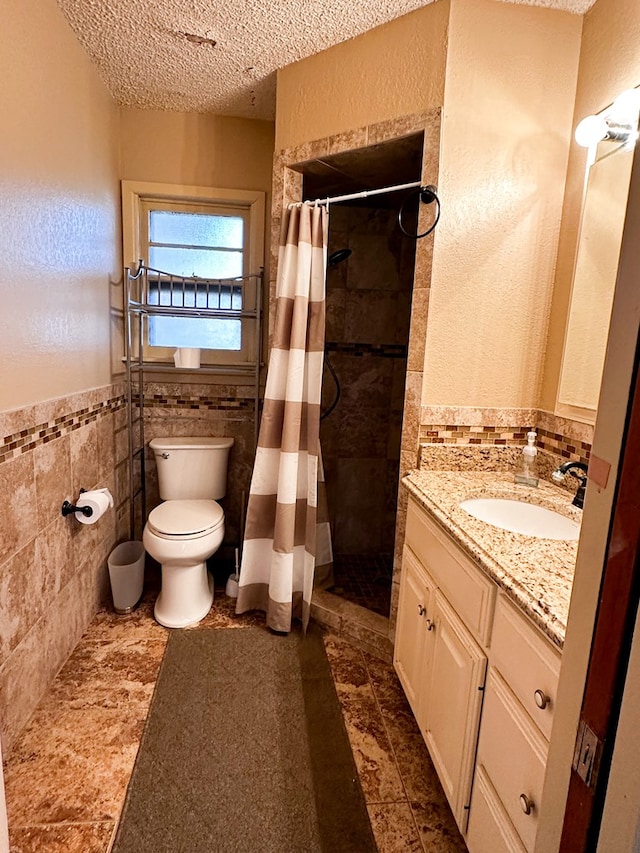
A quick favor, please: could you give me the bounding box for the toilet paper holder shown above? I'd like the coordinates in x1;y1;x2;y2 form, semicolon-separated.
61;488;93;518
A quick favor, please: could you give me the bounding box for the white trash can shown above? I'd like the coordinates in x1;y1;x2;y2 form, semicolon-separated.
108;541;145;614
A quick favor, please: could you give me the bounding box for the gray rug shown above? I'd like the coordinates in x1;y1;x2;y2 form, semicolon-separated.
111;625;377;853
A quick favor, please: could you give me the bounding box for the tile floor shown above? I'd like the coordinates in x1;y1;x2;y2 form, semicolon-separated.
3;589;466;853
330;553;394;617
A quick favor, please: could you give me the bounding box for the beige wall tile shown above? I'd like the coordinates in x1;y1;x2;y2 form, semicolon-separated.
34;435;72;530
0;453;36;567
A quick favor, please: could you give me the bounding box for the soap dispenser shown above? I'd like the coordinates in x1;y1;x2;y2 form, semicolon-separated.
515;431;539;487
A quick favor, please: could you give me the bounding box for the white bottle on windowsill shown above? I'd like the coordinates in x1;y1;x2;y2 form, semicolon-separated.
514;431;539;487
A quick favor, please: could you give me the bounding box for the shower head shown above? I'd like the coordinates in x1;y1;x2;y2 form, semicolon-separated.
328;248;352;268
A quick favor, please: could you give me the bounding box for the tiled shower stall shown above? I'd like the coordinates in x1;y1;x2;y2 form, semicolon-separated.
321;202;417;614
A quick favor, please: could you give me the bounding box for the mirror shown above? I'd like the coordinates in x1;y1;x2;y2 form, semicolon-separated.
557;92;639;423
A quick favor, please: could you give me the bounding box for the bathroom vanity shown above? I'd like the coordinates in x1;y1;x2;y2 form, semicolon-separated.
395;471;579;852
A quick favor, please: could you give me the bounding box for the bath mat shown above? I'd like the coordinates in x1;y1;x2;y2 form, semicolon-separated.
111;624;377;853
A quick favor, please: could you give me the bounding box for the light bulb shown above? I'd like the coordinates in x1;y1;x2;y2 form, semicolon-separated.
574;114;609;148
611;88;640;119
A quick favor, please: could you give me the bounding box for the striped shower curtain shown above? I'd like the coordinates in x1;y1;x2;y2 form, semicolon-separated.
236;203;334;633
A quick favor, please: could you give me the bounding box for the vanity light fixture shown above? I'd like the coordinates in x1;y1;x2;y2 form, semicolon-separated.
575;87;640;149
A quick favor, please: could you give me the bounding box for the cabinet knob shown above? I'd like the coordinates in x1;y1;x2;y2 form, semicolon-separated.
534;689;550;710
418;604;426;616
519;794;534;816
425;618;435;631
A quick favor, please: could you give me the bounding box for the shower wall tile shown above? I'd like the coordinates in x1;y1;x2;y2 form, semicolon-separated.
366;112;428;146
333;354;395;410
344;290;400;344
338;407;391;459
400;371;422;455
407;287;429;373
332;459;387;554
347;233;402;291
328;128;368;155
325;287;346;340
0;384;124;754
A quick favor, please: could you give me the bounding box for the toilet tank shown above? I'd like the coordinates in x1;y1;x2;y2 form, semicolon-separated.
149;437;234;500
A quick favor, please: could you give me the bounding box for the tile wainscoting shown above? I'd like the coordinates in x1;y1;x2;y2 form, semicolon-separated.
0;383;129;753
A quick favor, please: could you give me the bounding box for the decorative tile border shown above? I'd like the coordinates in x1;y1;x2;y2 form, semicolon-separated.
325;342;407;359
419;425;529;445
0;395;125;465
143;392;255;413
537;427;591;466
419;411;591;467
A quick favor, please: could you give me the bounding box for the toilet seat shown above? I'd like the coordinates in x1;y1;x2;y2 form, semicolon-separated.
147;499;224;540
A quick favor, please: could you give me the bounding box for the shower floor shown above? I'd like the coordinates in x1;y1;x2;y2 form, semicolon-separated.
330;553;393;617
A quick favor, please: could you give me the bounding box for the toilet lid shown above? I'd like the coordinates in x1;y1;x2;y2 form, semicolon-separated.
148;500;224;536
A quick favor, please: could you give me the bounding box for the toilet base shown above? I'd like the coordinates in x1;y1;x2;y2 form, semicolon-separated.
154;561;214;628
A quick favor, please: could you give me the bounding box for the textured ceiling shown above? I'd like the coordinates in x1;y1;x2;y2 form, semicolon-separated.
56;0;596;121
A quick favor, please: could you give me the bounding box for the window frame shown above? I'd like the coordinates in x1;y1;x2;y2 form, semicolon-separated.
121;181;265;368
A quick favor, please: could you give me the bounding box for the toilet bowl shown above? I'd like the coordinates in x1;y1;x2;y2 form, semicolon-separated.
143;500;225;628
143;436;234;628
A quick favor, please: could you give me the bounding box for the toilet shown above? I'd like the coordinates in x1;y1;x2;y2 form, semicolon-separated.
143;436;234;628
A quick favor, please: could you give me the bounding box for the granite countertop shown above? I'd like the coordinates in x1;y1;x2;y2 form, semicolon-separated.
402;470;582;649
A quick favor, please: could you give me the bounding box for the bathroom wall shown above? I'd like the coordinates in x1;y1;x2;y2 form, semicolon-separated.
275;2;449;151
540;0;640;413
321;203;416;556
119;108;275;228
120;109;276;561
0;0;122;753
423;0;582;412
1;0;121;412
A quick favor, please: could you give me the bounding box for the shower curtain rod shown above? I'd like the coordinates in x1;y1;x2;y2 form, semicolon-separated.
290;180;422;208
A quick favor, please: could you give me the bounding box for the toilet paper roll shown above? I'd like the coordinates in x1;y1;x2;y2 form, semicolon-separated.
74;488;114;525
173;347;201;369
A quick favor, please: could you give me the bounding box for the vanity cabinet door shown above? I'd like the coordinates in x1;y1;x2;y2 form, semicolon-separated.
419;589;487;833
394;546;436;717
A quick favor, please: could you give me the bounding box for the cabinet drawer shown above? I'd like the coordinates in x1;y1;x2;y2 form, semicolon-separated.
406;497;496;645
491;595;561;741
476;670;547;852
466;765;527;853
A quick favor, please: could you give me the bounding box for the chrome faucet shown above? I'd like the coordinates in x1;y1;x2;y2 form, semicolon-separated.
552;461;589;509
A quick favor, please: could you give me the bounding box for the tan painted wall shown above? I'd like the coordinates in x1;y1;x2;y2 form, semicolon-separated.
422;0;581;409
119;109;275;289
0;0;121;413
540;0;640;412
120;110;275;192
274;2;449;151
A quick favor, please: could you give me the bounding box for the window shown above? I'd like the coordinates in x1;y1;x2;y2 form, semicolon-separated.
121;181;265;368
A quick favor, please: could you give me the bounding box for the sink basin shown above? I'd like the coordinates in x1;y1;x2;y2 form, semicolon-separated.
459;498;580;540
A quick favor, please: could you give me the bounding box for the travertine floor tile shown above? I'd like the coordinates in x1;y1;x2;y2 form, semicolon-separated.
411;801;467;852
338;690;406;804
368;801;423;852
8;821;114;853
